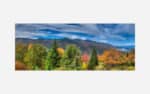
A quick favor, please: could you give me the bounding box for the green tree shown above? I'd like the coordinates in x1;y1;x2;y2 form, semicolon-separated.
24;44;47;70
60;44;81;70
88;47;98;70
44;40;60;70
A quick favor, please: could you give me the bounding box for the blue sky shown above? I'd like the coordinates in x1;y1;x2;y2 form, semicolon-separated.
15;24;135;46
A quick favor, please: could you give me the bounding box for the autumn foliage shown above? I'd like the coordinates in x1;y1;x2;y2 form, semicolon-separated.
99;49;125;64
81;53;89;63
57;48;64;57
15;41;135;70
15;61;26;70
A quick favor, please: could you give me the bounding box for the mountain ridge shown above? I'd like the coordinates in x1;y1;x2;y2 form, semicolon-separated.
16;38;134;54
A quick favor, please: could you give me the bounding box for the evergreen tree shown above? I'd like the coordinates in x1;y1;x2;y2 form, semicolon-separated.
88;47;98;70
44;40;60;70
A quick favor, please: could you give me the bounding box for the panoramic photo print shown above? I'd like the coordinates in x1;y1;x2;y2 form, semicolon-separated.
15;24;135;70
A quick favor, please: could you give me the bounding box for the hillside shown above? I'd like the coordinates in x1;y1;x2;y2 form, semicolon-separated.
16;38;116;54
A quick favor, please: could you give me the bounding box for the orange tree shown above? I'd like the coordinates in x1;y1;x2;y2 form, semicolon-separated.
99;49;126;65
124;49;135;66
99;48;135;70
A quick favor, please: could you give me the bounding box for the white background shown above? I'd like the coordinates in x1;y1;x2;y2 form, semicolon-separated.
0;0;150;94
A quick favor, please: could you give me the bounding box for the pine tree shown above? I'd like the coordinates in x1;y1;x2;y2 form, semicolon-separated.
88;47;98;70
44;40;60;70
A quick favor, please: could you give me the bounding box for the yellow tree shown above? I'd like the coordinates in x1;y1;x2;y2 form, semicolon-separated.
57;48;64;57
81;53;89;69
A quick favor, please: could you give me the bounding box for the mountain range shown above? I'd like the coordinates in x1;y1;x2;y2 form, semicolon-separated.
16;38;134;54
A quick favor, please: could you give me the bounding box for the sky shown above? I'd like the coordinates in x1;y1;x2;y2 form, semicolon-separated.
15;24;135;46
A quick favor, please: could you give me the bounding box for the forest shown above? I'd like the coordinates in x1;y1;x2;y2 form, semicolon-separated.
15;40;135;70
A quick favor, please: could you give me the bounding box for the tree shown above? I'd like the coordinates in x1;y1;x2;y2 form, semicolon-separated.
81;53;89;70
100;49;125;65
99;49;133;70
81;53;89;63
88;47;98;70
126;49;135;65
15;61;26;70
60;44;81;70
24;44;47;70
16;43;27;62
44;40;60;70
57;47;64;57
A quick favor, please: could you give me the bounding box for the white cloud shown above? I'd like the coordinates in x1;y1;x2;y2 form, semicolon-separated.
16;30;49;39
42;24;101;35
16;24;135;46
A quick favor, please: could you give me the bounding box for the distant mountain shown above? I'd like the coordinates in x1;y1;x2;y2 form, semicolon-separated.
16;38;118;54
16;38;135;54
115;45;135;52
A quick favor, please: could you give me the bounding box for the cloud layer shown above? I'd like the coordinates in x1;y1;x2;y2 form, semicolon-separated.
15;24;135;46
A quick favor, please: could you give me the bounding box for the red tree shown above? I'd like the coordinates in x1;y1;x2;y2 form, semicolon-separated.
81;53;89;63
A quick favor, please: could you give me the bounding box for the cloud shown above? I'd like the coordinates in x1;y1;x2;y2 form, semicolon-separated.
15;24;135;46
